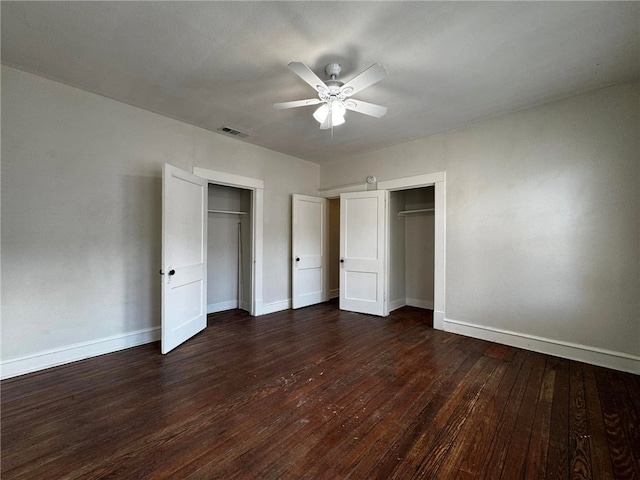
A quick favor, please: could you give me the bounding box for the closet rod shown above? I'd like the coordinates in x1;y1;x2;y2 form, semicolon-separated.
398;208;434;216
208;209;248;215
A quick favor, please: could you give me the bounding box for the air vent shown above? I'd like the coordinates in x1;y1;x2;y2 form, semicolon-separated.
217;126;249;138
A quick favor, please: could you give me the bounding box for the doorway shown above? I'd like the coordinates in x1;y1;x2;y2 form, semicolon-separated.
193;167;264;316
328;198;340;300
207;184;252;314
387;187;435;312
378;172;446;329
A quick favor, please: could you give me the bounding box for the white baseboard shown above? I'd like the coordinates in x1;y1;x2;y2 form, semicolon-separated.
388;298;406;312
1;327;161;380
207;300;239;314
329;289;340;299
406;298;434;310
444;317;640;374
258;298;291;315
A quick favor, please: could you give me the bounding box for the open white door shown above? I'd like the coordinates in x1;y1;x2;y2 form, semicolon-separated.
162;164;207;354
340;190;388;316
292;194;328;309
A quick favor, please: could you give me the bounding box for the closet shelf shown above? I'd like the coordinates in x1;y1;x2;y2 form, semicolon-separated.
208;209;248;215
398;208;434;217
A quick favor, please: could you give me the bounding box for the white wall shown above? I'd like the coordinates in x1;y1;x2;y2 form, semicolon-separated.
321;81;640;369
1;66;318;373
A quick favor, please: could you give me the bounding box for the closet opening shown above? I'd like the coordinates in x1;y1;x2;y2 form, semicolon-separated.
327;197;341;301
388;186;435;313
207;183;252;314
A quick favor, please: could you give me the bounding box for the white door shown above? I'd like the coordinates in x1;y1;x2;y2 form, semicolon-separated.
292;194;328;309
161;164;208;354
340;190;388;316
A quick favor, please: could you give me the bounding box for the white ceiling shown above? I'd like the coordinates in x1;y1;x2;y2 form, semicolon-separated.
2;2;639;165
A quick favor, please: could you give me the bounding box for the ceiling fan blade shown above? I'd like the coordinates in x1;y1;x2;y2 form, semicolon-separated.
340;63;387;97
273;99;321;109
344;99;388;118
288;62;328;93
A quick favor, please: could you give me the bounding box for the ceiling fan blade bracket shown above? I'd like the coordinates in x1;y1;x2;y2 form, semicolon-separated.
341;86;355;97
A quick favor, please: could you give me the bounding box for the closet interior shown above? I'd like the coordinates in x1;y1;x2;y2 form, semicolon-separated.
328;198;341;299
388;186;435;312
207;183;252;313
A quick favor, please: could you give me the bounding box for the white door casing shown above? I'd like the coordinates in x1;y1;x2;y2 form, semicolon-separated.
340;190;388;316
292;194;328;309
161;164;208;354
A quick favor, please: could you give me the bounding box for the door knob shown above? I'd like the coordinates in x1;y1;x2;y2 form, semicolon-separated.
340;259;344;263
168;269;176;276
295;257;300;262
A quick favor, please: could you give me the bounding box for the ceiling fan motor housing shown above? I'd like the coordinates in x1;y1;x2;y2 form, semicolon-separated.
325;63;342;78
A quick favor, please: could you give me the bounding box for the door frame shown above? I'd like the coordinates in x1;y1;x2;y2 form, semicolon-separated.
193;167;264;316
377;172;446;330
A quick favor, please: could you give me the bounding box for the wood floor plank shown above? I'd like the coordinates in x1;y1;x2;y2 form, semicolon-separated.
608;370;640;474
523;357;558;480
546;357;571;480
453;349;528;479
341;335;474;480
583;366;615;480
570;362;593;480
497;352;548;479
386;354;499;478
473;351;540;479
595;368;640;480
368;352;487;479
1;303;638;480
287;335;470;480
427;354;511;479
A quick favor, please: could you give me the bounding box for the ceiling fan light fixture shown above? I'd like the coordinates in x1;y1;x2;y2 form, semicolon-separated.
314;101;346;127
313;104;329;123
275;61;387;130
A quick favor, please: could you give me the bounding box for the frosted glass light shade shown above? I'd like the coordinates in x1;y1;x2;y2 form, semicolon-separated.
313;104;329;123
332;102;346;125
313;102;346;126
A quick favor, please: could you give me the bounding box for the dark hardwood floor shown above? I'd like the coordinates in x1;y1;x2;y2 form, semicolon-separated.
2;302;639;479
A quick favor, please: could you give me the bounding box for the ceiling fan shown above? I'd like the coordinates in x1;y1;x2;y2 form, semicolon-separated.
273;62;388;130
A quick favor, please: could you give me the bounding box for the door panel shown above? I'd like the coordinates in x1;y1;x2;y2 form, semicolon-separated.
162;164;207;354
340;190;387;316
292;194;328;309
